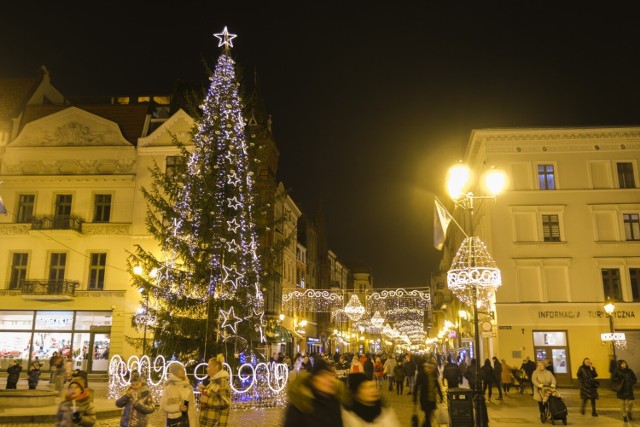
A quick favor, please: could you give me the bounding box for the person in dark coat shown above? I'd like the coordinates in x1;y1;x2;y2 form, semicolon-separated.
612;359;637;422
520;357;537;395
403;356;417;395
28;362;42;390
6;360;22;389
413;361;443;427
464;358;478;391
363;355;374;381
283;358;345;427
491;357;503;399
481;359;496;400
442;356;462;389
577;357;599;416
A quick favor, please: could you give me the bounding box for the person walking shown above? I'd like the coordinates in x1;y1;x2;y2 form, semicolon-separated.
198;358;231;427
491;357;504;399
413;361;444;427
115;372;155;427
577;357;599;416
383;355;397;392
363;355;374;381
393;361;405;395
6;360;22;389
612;359;638;422
373;357;384;389
521;357;537;395
283;358;344;427
55;376;96;427
342;372;401;426
442;355;461;389
160;363;197;427
500;359;513;394
481;359;495;400
531;361;557;423
404;356;417;395
464;358;478;391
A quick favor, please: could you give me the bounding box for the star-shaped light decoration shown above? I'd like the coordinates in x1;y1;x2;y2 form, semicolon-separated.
213;26;237;48
225;239;240;253
227;218;241;233
227;196;242;210
227;170;241;186
220;306;242;333
222;265;244;288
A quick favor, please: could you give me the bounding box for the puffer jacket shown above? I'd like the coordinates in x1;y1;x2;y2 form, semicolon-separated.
56;389;96;426
283;371;346;427
613;366;637;400
160;373;198;427
115;384;155;427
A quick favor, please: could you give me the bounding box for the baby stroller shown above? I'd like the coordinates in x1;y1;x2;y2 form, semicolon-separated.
512;368;530;394
540;387;568;425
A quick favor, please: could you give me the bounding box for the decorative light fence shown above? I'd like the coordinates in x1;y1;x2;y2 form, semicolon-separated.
108;355;289;409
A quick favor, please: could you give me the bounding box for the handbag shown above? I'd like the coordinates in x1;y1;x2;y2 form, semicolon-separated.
611;380;623;392
435;406;449;425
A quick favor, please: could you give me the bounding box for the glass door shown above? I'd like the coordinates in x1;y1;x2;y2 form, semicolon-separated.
89;333;110;372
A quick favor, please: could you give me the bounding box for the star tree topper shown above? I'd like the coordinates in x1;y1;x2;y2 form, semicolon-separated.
220;306;243;333
214;26;237;48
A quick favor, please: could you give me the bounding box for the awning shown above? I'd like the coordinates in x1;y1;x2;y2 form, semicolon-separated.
266;325;293;343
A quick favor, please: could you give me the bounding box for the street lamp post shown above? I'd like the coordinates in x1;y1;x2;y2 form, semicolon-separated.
604;298;617;363
446;163;505;427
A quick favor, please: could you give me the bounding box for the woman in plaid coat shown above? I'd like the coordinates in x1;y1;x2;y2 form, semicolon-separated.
198;358;231;427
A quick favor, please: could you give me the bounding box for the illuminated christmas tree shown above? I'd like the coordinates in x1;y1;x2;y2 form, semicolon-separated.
129;27;265;361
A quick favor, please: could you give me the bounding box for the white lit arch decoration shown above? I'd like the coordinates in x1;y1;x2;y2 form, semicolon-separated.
108;354;288;408
281;289;343;312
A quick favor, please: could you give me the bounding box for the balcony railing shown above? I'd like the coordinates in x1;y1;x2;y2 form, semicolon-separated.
31;215;83;232
19;279;78;296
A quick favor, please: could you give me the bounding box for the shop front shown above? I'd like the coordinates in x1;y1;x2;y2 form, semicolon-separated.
0;310;112;372
495;303;640;386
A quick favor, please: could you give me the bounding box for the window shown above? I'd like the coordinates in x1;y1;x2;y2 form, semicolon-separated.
538;165;556;190
9;253;28;289
601;268;622;301
542;214;561;242
88;253;106;290
93;195;112;222
166;156;186;178
49;253;67;282
631;268;640;302
54;195;72;228
624;214;640;241
16;194;35;223
617;162;636;189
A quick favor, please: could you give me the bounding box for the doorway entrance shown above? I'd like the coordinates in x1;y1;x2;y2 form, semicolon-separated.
533;330;571;386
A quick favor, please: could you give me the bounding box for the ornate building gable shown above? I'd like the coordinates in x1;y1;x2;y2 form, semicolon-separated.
137;108;194;148
9;106;131;147
2;107;137;175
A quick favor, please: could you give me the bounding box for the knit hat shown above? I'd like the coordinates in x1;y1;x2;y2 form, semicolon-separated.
311;358;333;376
348;372;369;395
69;376;86;391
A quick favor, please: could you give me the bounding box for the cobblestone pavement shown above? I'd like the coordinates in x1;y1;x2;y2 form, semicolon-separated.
1;377;635;426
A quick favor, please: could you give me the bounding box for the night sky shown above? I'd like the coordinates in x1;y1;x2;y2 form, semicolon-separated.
3;3;640;286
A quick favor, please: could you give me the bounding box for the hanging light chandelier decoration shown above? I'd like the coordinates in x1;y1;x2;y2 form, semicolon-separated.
370;311;385;327
344;294;366;321
447;236;502;305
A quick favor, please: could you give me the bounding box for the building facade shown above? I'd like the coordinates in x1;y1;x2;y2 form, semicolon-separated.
441;127;640;385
